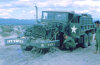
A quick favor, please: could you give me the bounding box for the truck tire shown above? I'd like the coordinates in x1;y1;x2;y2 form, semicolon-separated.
21;45;33;51
82;34;88;48
21;45;49;55
88;33;93;46
31;48;49;54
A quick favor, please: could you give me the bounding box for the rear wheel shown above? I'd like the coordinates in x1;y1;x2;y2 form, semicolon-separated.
21;45;49;56
82;34;88;48
49;47;60;52
88;33;93;46
31;48;49;56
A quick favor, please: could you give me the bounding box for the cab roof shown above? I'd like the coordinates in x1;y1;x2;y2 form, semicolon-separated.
42;10;81;16
42;10;74;13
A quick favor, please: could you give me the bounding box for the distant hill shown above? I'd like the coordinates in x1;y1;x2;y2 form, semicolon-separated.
0;18;36;25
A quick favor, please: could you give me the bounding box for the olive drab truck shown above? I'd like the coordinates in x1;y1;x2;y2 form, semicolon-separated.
5;11;95;53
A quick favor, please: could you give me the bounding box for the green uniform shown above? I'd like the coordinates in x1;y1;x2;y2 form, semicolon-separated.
63;37;76;50
96;26;100;52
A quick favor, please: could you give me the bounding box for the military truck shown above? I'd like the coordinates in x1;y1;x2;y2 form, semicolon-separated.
5;11;95;53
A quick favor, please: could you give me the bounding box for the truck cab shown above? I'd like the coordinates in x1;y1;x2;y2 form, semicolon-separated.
41;11;95;48
41;11;81;36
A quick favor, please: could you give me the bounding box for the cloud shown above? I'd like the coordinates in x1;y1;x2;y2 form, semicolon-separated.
0;9;15;13
96;9;100;12
54;0;73;7
74;0;100;7
37;0;73;7
75;10;90;14
0;3;12;8
0;12;9;16
0;0;100;20
18;0;29;1
46;8;54;10
0;0;33;9
0;8;18;19
29;10;35;14
0;0;18;2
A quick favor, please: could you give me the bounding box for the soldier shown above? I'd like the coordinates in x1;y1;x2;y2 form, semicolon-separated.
63;34;76;51
94;21;100;54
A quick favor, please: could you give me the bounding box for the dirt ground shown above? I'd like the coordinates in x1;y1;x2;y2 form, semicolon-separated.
0;34;100;65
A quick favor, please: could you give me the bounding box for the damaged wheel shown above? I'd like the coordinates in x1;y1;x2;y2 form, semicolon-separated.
88;33;93;46
82;34;88;48
21;45;33;51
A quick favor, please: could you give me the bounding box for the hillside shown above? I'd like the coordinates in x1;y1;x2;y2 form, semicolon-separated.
0;18;36;25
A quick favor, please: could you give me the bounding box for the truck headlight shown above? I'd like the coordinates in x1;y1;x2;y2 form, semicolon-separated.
41;44;44;47
21;37;25;39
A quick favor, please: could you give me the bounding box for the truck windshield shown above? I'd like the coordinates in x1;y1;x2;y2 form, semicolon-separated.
55;13;66;21
43;12;48;19
43;12;54;20
42;12;67;21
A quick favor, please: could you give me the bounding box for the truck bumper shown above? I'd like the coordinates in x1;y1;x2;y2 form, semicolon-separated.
5;38;60;48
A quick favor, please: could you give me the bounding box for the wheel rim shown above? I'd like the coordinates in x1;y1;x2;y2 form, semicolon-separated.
88;33;93;46
84;34;88;47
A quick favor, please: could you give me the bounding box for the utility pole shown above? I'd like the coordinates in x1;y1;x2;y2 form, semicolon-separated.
34;4;38;23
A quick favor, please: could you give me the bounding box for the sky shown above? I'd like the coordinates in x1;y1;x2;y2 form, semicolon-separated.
0;0;100;20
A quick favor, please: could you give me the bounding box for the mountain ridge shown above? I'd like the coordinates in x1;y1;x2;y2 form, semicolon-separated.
0;18;36;25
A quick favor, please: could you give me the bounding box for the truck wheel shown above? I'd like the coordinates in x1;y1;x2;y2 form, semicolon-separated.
31;48;49;55
88;33;93;46
82;34;88;48
21;45;33;51
21;45;26;52
49;47;60;53
21;45;48;53
21;46;49;56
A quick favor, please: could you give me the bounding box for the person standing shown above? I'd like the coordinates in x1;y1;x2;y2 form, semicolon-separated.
94;21;100;54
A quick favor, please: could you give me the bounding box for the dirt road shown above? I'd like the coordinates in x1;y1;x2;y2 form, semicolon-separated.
0;34;100;65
